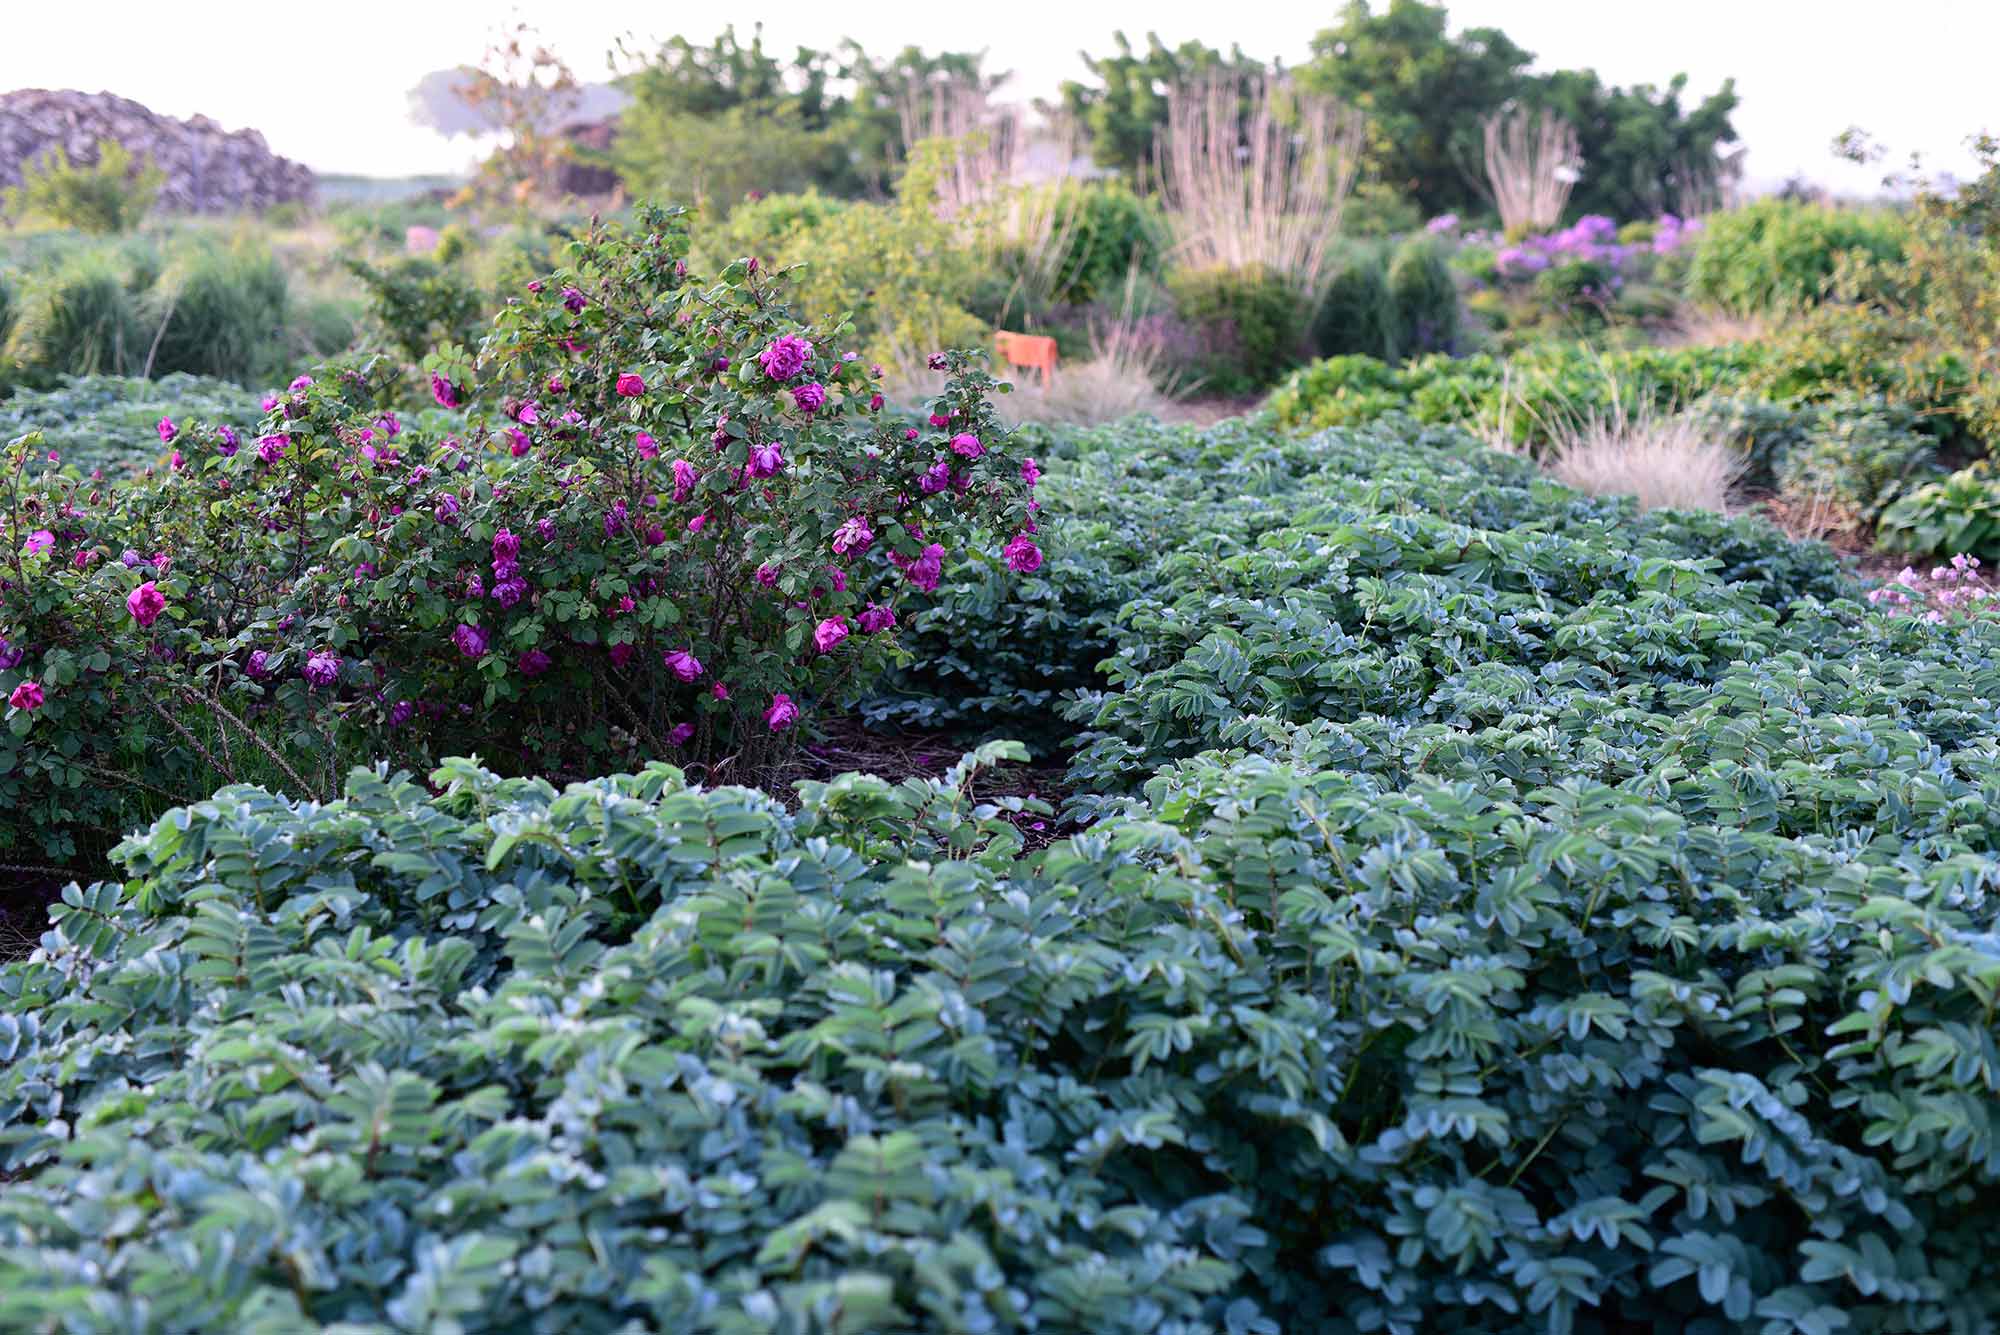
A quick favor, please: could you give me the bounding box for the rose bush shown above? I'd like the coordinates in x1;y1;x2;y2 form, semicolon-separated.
0;203;1038;859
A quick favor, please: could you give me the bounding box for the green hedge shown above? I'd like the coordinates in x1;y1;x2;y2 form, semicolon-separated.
1684;199;1909;313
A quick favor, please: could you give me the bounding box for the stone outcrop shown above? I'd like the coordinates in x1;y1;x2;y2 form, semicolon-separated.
0;89;315;214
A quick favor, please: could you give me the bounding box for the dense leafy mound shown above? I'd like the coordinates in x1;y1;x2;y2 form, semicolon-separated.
0;373;265;475
7;415;2000;1332
1263;344;1763;451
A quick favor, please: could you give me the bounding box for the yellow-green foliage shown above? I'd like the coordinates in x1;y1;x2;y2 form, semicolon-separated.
3;139;162;235
697;144;985;369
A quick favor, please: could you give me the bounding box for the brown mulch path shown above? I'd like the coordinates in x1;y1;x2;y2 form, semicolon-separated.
769;716;1075;852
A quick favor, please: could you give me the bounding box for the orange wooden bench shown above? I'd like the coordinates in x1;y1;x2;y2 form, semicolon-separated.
993;330;1058;387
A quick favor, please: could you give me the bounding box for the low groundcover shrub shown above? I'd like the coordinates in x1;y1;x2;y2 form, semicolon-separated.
8;407;2000;1332
3;706;1999;1331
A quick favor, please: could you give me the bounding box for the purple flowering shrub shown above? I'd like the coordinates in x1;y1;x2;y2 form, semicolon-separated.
0;204;1039;857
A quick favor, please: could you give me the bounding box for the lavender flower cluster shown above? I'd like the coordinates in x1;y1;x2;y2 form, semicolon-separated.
1491;214;1703;280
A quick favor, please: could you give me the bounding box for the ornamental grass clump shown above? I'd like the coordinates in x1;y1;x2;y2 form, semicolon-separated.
0;203;1039;860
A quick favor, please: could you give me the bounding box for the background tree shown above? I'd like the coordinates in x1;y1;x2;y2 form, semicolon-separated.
1057;33;1274;176
1299;0;1533;216
451;22;583;202
611;26;998;207
838;44;1006;196
1532;70;1742;218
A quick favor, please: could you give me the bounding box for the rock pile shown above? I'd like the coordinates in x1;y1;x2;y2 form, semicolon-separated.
0;89;315;214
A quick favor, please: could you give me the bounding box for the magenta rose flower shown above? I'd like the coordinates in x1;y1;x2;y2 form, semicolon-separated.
126;581;167;627
9;680;45;711
616;373;646;397
791;382;826;415
636;431;659;459
429;372;460;408
668;721;696;746
157;417;176;444
950;432;983;459
748;442;784;477
452;623;489;659
831;516;874;556
23;529;54;555
517;648;552;677
765;692;799;731
758;334;813;381
302;650;340;687
813;615;849;654
858;603;895;633
1004;533;1043;574
663;648;704;682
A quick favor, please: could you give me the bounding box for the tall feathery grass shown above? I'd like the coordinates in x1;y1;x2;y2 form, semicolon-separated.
1154;73;1364;300
1481;106;1580;234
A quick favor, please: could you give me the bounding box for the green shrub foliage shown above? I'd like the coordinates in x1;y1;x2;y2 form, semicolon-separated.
1684;199;1908;314
0;204;1035;861
1167;265;1309;397
1266;342;1762;454
8;487;2000;1327
1877;464;2000;559
1312;244;1400;361
1385;236;1463;356
1;138;161;234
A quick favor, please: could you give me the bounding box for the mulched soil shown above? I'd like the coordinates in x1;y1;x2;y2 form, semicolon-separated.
769;715;1076;852
0;863;69;961
0;720;1076;964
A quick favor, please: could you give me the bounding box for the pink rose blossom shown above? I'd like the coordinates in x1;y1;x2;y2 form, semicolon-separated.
759;334;813;381
1004;533;1043;574
831;516;874;555
765;692;799;730
663;649;704;682
9;681;45;711
126;581;167;627
813;615;849;653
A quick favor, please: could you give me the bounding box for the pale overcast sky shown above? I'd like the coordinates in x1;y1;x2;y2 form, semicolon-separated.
3;0;1990;194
